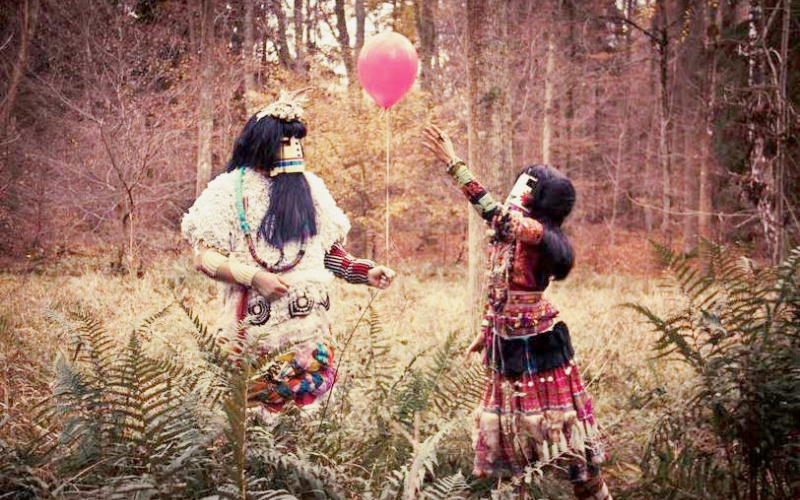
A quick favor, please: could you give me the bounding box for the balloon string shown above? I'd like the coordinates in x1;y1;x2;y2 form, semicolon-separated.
385;108;390;264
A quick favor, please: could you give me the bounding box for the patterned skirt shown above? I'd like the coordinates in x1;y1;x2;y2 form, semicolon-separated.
473;294;604;479
249;339;336;413
221;285;338;414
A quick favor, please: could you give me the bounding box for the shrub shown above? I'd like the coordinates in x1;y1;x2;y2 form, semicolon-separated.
627;243;800;500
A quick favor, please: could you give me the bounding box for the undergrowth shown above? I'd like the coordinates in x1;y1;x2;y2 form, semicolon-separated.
626;242;800;500
0;256;681;499
0;299;486;499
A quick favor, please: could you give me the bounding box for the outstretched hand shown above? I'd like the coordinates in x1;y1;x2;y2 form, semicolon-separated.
368;265;396;289
422;124;458;165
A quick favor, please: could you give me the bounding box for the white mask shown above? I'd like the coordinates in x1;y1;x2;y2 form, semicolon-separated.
280;137;303;160
505;173;537;214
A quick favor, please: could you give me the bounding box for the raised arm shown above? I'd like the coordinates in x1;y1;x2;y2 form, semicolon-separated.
444;159;500;223
422;124;500;223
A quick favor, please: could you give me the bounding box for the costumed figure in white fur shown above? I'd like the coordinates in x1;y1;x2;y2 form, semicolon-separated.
182;92;396;413
422;124;612;500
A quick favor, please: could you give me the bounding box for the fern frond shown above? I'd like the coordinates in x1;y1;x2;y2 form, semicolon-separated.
131;303;174;340
384;420;458;500
395;331;462;425
421;471;470;500
248;483;299;500
633;242;800;498
178;301;231;368
364;306;396;399
622;303;703;367
433;361;486;415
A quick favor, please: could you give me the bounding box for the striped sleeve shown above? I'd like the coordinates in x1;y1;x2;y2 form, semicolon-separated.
324;242;375;284
447;160;500;223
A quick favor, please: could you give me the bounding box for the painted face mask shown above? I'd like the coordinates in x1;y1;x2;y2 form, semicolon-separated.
280;136;303;160
505;173;538;214
270;136;305;177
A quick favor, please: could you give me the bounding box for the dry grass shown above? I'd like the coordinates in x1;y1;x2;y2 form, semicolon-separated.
0;251;693;495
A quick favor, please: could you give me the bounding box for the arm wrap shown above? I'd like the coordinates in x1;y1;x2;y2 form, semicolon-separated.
228;256;260;287
199;248;229;276
196;247;261;287
325;242;375;284
446;159;500;223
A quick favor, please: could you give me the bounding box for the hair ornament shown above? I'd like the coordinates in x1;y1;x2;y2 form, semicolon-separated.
255;88;310;122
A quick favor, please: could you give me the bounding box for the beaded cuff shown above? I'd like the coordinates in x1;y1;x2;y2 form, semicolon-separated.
446;157;466;175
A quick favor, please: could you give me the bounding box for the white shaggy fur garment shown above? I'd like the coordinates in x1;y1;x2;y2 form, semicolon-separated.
181;169;351;345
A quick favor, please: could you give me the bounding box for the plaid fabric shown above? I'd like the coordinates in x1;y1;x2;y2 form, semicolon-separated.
472;362;602;478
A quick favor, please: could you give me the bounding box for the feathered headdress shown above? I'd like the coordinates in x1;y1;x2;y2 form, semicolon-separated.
255;89;309;122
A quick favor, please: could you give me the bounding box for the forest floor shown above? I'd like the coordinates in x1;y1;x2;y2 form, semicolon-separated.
0;225;693;498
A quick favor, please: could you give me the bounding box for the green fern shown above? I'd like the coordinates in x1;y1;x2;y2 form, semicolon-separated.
48;306;216;497
628;242;800;500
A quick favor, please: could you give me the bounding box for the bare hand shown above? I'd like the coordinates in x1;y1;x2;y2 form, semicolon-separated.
251;271;289;300
367;265;396;289
422;124;458;165
463;334;484;359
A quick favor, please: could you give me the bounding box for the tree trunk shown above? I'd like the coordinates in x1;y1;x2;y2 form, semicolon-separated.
355;0;365;55
698;2;720;243
334;0;353;85
541;31;555;165
195;0;214;197
775;0;790;261
563;0;577;174
745;0;779;262
414;0;437;91
294;0;304;74
306;0;318;56
1;0;40;131
682;123;696;252
272;0;292;68
610;127;624;241
243;0;255;110
466;0;513;319
657;0;672;238
642;8;659;234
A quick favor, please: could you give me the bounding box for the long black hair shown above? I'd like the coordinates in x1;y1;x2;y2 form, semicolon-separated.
226;115;317;248
519;164;576;281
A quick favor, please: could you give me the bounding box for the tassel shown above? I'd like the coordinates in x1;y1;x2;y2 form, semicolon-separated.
520;414;546;461
559;430;569;454
544;411;565;444
471;408;482;449
550;441;560;460
479;412;501;462
565;410;586;453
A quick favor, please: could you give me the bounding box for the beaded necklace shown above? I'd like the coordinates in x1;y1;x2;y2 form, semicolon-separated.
236;166;306;273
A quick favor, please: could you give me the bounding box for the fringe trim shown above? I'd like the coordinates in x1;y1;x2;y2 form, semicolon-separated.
479;408;601;466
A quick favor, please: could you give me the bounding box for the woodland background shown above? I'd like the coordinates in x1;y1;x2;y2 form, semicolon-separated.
0;1;799;499
1;0;798;273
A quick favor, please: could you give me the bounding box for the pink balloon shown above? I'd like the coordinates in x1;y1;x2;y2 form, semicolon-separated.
357;32;419;109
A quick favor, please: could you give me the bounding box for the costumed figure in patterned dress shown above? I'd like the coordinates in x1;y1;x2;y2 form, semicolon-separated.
182;92;396;414
422;125;612;500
